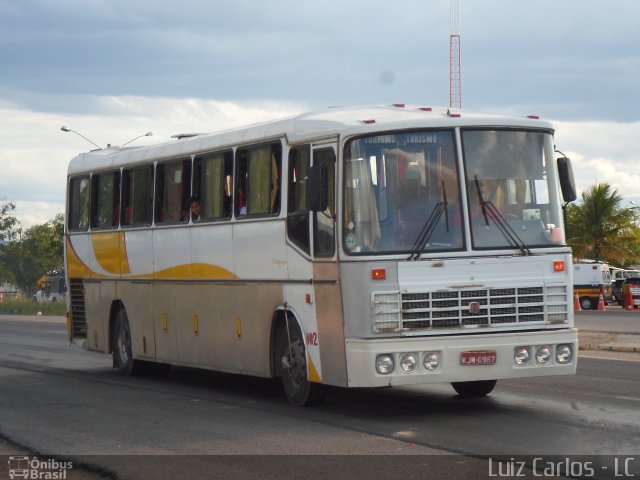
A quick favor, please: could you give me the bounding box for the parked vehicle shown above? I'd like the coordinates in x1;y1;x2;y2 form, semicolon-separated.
573;262;611;310
612;277;640;306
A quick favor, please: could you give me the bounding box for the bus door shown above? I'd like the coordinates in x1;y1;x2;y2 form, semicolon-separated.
310;144;348;387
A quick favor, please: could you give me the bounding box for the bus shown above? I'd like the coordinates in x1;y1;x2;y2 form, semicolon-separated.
65;104;578;406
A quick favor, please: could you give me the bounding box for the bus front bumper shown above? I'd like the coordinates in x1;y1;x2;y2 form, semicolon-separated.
344;328;578;388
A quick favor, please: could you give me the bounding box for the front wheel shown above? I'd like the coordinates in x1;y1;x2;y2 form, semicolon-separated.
451;379;497;398
112;308;149;376
278;321;327;406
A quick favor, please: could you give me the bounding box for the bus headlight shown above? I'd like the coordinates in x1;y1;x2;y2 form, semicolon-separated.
375;354;395;375
514;347;530;366
555;344;573;364
422;352;441;371
535;346;552;365
399;353;417;373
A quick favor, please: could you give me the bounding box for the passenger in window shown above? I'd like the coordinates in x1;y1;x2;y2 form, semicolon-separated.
188;196;202;222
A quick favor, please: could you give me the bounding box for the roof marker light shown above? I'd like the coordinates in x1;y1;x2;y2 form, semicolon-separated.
393;103;405;108
419;107;433;112
527;115;540;119
362;119;376;124
448;112;461;118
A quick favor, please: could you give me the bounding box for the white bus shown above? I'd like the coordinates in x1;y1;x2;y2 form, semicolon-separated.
65;105;578;406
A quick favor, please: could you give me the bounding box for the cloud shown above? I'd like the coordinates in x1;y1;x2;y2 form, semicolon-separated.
554;120;640;202
0;96;306;227
2;94;640;229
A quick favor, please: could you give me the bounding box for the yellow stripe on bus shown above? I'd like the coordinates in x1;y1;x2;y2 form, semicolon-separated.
91;232;131;274
307;352;321;383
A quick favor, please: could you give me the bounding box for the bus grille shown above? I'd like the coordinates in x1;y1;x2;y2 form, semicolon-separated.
371;285;568;333
69;279;87;338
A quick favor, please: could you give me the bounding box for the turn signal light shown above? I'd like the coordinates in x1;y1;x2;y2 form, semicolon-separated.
371;268;387;280
553;261;565;272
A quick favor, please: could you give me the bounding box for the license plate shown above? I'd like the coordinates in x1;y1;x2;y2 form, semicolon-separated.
461;351;496;366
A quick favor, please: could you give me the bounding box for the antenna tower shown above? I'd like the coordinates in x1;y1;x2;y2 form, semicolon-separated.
449;0;461;109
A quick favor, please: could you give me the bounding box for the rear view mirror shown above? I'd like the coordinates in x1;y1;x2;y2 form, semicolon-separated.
557;157;577;202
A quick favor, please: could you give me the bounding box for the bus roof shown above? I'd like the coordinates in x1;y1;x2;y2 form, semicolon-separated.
67;104;555;175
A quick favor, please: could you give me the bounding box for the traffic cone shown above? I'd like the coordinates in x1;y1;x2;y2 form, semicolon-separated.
597;293;606;311
624;288;633;310
573;294;581;311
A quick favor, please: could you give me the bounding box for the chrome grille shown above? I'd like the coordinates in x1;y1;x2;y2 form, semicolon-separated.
371;285;568;332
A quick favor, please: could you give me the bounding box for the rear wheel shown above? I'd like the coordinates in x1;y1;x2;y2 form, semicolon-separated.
278;321;327;406
112;308;149;376
580;297;594;310
451;380;497;398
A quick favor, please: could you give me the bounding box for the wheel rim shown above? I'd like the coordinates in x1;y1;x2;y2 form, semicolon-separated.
116;314;131;365
285;334;306;390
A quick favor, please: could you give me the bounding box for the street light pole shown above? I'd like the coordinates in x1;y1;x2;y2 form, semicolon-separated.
60;126;102;150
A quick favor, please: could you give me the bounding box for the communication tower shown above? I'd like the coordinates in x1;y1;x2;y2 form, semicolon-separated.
450;0;462;109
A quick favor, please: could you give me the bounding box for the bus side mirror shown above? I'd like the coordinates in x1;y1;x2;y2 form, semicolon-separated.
557;157;577;203
307;164;328;212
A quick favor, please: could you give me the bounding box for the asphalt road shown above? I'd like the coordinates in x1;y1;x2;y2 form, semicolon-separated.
1;315;639;480
575;305;640;333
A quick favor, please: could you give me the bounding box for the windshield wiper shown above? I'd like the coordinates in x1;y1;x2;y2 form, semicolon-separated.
407;181;449;261
473;176;531;256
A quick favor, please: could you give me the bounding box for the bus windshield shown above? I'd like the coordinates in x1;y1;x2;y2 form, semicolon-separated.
343;128;565;255
462;129;564;249
343;130;463;254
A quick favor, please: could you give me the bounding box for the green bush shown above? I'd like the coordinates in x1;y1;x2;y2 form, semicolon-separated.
0;297;66;316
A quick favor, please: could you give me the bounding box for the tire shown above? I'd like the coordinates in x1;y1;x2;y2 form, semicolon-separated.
112;308;149;376
451;379;497;398
580;297;593;310
278;320;327;406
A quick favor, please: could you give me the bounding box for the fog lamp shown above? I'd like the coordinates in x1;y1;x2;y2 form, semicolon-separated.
423;352;441;371
556;344;573;364
399;353;417;373
375;354;395;375
514;347;530;366
535;346;552;365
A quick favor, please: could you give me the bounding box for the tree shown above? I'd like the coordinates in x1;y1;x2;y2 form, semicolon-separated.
0;201;19;284
566;183;640;266
3;214;64;295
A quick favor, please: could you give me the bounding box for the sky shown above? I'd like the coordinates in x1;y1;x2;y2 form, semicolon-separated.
1;0;639;228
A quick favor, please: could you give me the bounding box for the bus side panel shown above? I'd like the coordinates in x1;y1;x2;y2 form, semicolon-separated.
173;282;281;377
118;281;155;359
232;221;288;280
83;279;113;353
314;262;348;388
152;283;178;363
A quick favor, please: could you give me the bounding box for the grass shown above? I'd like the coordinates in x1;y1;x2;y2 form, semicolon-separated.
0;297;66;316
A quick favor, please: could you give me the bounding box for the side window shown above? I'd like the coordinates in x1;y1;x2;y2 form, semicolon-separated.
235;143;281;217
155;159;191;224
313;148;336;257
68;176;90;232
90;170;120;229
121;165;153;227
193;151;233;221
287;146;310;253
